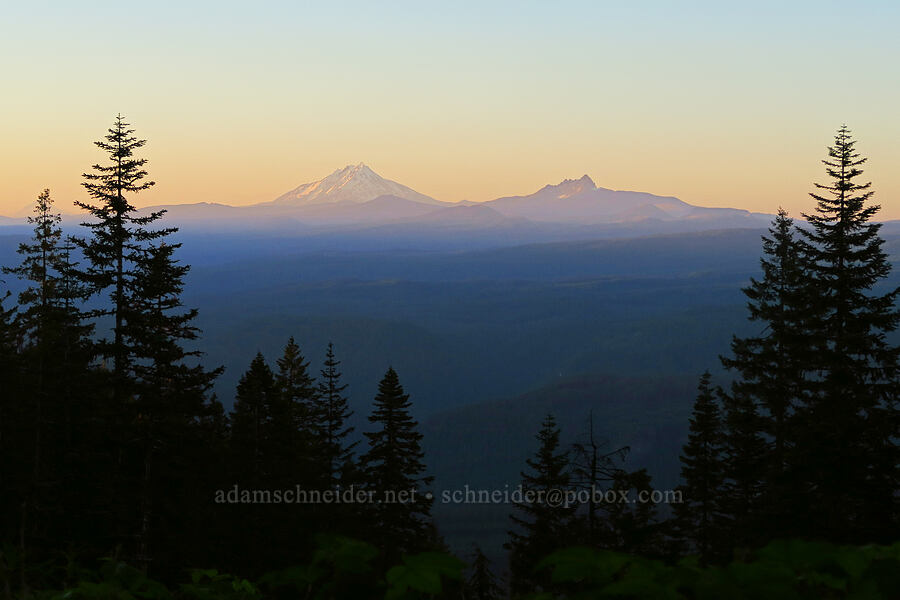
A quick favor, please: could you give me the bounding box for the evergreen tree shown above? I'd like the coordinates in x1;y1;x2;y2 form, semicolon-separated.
73;114;171;395
2;189;94;406
3;190;88;345
721;210;808;469
68;116;176;557
275;336;317;430
272;337;317;485
231;353;278;486
360;367;434;563
673;372;725;564
1;193;61;569
1;190;95;585
299;342;360;538
795;125;900;542
120;241;221;574
464;545;503;600
268;337;321;565
505;413;574;595
228;352;278;574
314;342;357;488
719;209;811;538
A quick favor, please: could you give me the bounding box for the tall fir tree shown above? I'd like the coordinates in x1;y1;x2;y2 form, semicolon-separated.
303;342;361;538
1;190;95;586
314;342;357;488
360;367;434;563
74;114;172;395
119;241;221;574
69;116;174;556
505;413;574;596
2;189;94;405
673;372;725;564
1;191;61;569
795;125;900;542
719;209;811;538
272;337;317;485
275;336;317;426
3;190;92;349
230;353;278;486
228;352;279;575
721;210;808;466
270;337;320;565
74;117;234;565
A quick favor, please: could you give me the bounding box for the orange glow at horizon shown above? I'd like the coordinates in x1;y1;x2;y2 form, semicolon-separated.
1;2;899;220
2;117;897;222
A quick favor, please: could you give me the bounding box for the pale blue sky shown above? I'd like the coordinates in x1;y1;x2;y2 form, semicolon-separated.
2;1;898;216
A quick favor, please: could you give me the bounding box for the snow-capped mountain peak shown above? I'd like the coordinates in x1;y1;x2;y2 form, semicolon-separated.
266;163;442;207
540;174;598;199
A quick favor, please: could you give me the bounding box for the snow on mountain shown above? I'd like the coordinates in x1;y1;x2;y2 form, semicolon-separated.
538;174;598;199
264;163;444;207
125;165;768;235
484;176;757;225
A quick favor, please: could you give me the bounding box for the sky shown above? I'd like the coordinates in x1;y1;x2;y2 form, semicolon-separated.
1;1;899;218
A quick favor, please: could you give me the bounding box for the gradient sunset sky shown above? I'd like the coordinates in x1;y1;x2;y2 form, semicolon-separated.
1;1;898;217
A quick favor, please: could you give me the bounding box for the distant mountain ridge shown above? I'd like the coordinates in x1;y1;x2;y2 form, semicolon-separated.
485;174;725;223
0;164;773;240
244;163;762;225
256;164;766;227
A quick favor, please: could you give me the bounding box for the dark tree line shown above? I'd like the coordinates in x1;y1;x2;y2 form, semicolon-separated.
677;126;900;563
504;413;665;595
0;117;439;594
218;346;437;576
501;126;900;595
